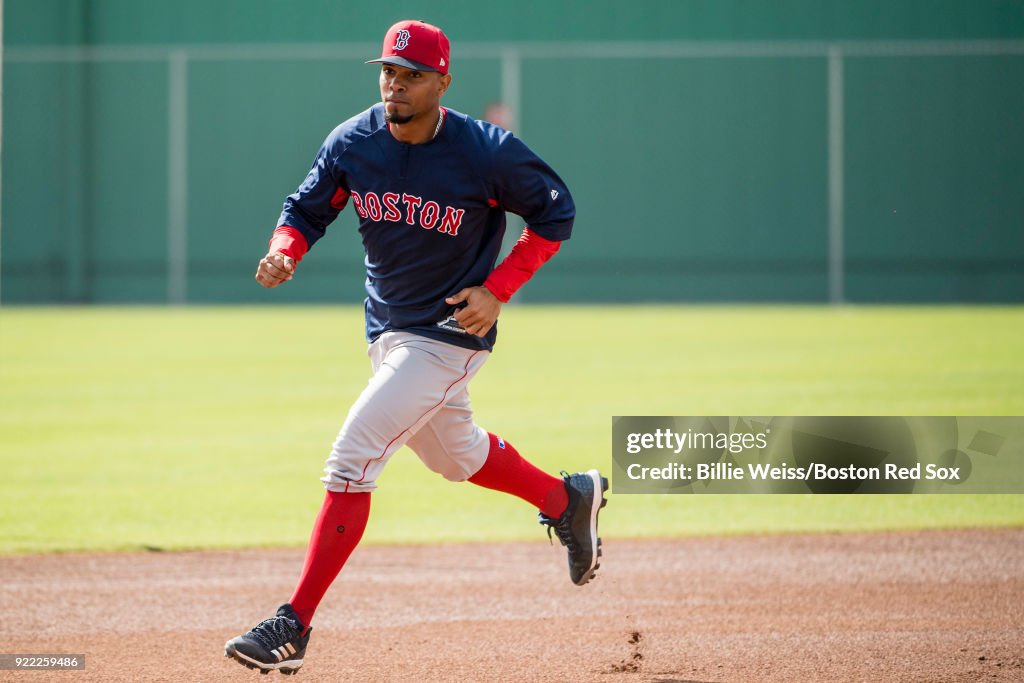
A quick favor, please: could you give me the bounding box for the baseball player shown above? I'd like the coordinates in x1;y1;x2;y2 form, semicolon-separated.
224;20;608;675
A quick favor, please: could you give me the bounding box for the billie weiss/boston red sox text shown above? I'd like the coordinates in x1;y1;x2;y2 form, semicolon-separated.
623;427;964;483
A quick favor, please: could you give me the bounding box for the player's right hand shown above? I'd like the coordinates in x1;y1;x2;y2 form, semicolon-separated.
255;251;296;288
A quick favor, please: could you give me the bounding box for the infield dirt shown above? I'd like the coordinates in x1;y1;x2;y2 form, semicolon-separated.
1;529;1021;682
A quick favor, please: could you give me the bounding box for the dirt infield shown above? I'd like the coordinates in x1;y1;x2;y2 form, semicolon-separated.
1;529;1022;682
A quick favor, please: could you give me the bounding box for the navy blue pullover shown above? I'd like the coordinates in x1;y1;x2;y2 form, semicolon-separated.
278;103;575;351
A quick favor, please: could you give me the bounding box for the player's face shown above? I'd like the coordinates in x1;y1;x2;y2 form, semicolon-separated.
380;64;451;125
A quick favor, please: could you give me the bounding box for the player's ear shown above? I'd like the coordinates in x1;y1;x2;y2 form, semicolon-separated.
438;73;452;96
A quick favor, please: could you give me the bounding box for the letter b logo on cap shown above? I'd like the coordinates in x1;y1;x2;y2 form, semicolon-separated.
393;29;411;51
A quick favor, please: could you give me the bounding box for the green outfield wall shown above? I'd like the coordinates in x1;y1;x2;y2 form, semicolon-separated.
3;1;1023;304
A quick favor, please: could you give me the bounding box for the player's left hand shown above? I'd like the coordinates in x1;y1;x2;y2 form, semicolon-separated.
446;286;502;337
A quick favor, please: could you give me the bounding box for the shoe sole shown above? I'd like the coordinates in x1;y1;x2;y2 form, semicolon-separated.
576;469;609;587
225;644;303;675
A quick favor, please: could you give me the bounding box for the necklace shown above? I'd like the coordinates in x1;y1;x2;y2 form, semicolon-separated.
431;107;445;140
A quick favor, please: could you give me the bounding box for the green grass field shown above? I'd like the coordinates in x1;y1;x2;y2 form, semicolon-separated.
1;305;1022;554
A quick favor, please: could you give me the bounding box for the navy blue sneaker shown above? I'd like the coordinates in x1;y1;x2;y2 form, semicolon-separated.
538;469;609;586
225;604;310;675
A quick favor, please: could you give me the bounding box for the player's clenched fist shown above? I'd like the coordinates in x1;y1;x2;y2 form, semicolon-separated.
255;252;296;288
446;286;502;337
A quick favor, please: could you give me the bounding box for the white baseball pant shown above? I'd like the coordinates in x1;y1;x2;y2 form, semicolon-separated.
322;331;491;492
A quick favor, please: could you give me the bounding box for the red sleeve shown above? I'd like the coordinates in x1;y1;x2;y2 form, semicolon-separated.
268;226;310;263
483;227;561;303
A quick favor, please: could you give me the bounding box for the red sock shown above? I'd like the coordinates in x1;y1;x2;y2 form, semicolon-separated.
288;491;371;631
468;433;568;518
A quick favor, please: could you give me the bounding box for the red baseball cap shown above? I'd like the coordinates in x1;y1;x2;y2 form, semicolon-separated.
366;20;450;75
